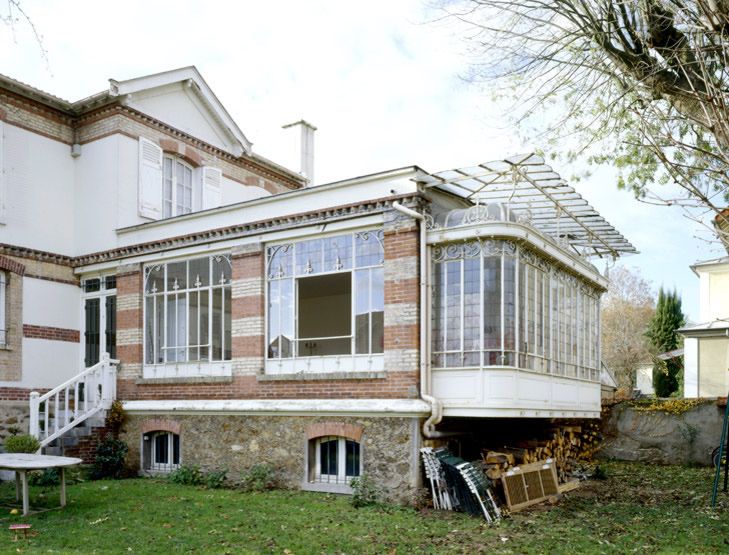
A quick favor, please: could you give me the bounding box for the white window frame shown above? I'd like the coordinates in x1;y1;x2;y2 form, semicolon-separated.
0;272;7;347
265;230;385;375
163;156;195;218
143;253;232;379
143;431;180;473
312;436;361;485
431;240;601;382
80;275;117;369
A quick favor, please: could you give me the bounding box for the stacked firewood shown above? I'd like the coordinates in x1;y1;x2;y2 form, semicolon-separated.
481;421;602;482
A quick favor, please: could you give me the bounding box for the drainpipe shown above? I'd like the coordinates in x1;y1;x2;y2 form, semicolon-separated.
391;202;445;439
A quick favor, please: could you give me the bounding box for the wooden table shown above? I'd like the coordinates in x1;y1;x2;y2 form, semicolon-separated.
0;453;82;515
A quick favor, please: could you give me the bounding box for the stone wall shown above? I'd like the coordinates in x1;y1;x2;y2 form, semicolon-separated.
0;401;29;445
599;400;725;465
121;413;421;504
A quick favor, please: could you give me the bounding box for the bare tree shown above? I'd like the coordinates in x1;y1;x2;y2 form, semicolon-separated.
601;266;655;394
1;0;48;66
442;1;729;243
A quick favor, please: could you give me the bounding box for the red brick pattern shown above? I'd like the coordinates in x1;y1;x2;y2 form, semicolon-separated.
118;373;419;400
306;422;363;441
0;387;49;401
23;325;79;343
64;426;110;464
141;418;181;435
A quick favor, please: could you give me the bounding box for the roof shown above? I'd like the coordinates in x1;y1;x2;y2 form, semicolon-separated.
690;255;729;275
657;348;684;360
418;153;637;258
678;319;729;337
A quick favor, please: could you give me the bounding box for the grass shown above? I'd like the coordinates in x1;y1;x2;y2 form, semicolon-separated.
0;461;728;553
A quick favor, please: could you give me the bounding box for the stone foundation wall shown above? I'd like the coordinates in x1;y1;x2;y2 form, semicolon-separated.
0;401;30;445
599;400;725;465
121;413;422;504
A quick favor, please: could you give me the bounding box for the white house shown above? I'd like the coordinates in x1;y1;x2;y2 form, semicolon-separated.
0;67;635;501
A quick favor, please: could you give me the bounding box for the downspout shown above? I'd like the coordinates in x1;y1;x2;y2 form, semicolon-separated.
391;202;445;439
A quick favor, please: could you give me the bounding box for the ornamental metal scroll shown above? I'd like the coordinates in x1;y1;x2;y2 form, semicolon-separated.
432;239;520;262
267;244;293;279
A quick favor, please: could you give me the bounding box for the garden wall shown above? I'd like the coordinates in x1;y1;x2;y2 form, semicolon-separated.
600;399;725;465
121;414;421;504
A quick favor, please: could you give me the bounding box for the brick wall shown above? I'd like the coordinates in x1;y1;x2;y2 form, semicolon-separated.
118;220;423;401
0;256;24;381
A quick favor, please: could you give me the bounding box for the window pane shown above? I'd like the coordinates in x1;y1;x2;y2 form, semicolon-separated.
503;256;516;352
104;276;117;290
199;289;210;361
320;439;338;476
212;255;231;285
355;232;383;267
432;263;445;354
463;258;480;352
483;254;501;352
445;261;461;354
83;278;101;293
355;269;370;354
280;279;293;358
172;434;180;465
166;296;177;362
145;296;155;364
84;298;100;367
155;434;169;465
188;291;199;361
268;280;281;358
224;286;232;360
296;239;322;275
323;235;352;272
212;288;223;360
268;245;293;278
370;267;384;354
189;257;210;288
167;262;187;291
145;266;164;294
105;295;116;360
345;440;360;477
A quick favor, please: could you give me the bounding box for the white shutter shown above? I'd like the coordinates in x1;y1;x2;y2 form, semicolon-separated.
202;167;222;210
138;138;163;219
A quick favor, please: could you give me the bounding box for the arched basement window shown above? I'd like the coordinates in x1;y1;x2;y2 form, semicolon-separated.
142;431;181;473
431;239;601;381
308;436;361;485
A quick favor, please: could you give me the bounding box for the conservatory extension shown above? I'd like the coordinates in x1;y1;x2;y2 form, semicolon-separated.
421;155;636;418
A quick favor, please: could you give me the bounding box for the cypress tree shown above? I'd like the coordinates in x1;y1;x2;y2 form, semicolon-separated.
645;288;686;397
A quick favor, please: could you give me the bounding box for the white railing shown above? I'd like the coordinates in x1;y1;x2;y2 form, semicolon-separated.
29;353;118;448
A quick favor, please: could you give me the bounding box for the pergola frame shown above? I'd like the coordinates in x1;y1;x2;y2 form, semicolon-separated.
419;153;637;259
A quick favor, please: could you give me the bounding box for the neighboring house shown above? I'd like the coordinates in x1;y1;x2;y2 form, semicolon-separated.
634;361;655;396
681;247;729;397
0;67;635;501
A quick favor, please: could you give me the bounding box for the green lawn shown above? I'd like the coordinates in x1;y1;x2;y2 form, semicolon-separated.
0;461;728;554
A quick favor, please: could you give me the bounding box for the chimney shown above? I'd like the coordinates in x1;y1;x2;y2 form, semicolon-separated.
282;120;316;185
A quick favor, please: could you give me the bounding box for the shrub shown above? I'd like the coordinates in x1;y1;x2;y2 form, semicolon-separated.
204;468;228;489
239;464;278;492
4;434;40;453
105;400;127;436
168;464;204;486
350;475;381;508
92;435;128;479
28;468;60;486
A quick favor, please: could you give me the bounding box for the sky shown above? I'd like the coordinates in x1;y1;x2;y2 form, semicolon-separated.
0;0;722;321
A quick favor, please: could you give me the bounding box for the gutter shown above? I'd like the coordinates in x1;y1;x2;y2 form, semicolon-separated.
391;202;447;439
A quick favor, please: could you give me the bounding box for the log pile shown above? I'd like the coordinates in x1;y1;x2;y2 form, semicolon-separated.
481;421;602;482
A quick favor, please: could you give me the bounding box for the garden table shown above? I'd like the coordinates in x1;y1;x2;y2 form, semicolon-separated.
0;453;82;515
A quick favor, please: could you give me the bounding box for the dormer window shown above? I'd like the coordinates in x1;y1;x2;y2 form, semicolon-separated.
163;157;194;218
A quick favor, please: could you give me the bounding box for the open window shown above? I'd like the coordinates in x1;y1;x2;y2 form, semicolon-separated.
266;231;384;372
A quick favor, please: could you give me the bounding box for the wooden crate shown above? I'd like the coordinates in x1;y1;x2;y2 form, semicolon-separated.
501;460;559;512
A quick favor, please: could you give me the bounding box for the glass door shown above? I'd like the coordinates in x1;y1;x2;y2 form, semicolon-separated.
82;276;117;367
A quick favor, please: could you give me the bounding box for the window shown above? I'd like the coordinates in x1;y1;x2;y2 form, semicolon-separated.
163;157;194;218
143;431;180;472
82;275;117;367
431;240;600;381
266;231;384;363
0;272;6;347
311;436;361;485
144;254;232;367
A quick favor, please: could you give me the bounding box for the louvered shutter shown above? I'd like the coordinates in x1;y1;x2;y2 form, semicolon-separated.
202;167;222;210
138;138;163;219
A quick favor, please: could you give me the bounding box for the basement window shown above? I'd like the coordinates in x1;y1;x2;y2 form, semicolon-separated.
309;436;361;486
266;231;384;372
142;431;180;473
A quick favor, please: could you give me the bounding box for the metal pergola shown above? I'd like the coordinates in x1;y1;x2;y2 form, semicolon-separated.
420;153;637;259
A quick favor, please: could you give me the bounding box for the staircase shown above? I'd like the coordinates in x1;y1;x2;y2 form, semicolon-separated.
29;353;118;456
